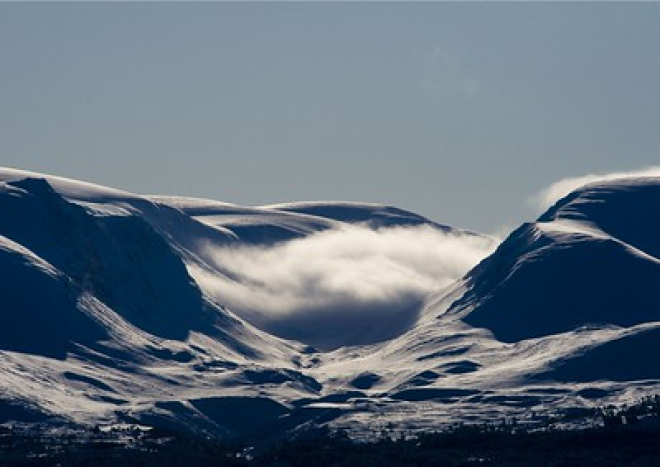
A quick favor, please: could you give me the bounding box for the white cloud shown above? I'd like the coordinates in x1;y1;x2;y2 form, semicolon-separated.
191;225;496;350
531;167;660;214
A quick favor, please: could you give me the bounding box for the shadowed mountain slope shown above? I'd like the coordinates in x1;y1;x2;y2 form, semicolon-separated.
0;178;205;341
454;178;660;343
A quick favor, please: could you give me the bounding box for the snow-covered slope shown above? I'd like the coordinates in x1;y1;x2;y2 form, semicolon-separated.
152;197;464;245
153;196;339;244
264;200;463;232
458;178;660;343
0;233;102;360
351;177;660;415
0;177;208;341
1;168;660;440
0;169;313;435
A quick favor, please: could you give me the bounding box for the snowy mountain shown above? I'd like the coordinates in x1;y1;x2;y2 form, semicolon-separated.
457;178;660;343
366;177;660;412
1;167;660;440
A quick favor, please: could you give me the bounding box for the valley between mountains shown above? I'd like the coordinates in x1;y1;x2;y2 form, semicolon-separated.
2;167;660;441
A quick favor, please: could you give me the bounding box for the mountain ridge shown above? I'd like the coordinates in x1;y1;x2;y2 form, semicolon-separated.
1;167;659;440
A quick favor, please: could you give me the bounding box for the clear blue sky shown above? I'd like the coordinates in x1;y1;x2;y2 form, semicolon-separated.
2;3;659;233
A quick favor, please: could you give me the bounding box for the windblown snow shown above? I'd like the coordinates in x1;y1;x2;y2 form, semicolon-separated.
1;166;660;440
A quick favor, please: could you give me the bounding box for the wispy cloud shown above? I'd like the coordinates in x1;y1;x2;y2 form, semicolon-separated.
191;225;496;350
531;167;660;214
424;44;484;101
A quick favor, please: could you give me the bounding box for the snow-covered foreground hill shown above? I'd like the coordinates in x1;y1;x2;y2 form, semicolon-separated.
1;167;659;440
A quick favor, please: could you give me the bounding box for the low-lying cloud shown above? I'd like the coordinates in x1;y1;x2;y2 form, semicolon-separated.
532;167;660;214
192;225;497;350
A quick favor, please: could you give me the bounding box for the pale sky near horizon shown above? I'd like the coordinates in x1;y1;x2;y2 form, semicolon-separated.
2;3;659;234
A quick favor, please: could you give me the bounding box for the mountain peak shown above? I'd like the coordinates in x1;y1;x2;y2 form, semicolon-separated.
455;177;660;343
539;177;660;260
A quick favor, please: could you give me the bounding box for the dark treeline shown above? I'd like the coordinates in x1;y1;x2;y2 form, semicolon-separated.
3;396;660;467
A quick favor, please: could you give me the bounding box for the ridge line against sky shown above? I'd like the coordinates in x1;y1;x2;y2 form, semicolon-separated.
2;3;659;232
